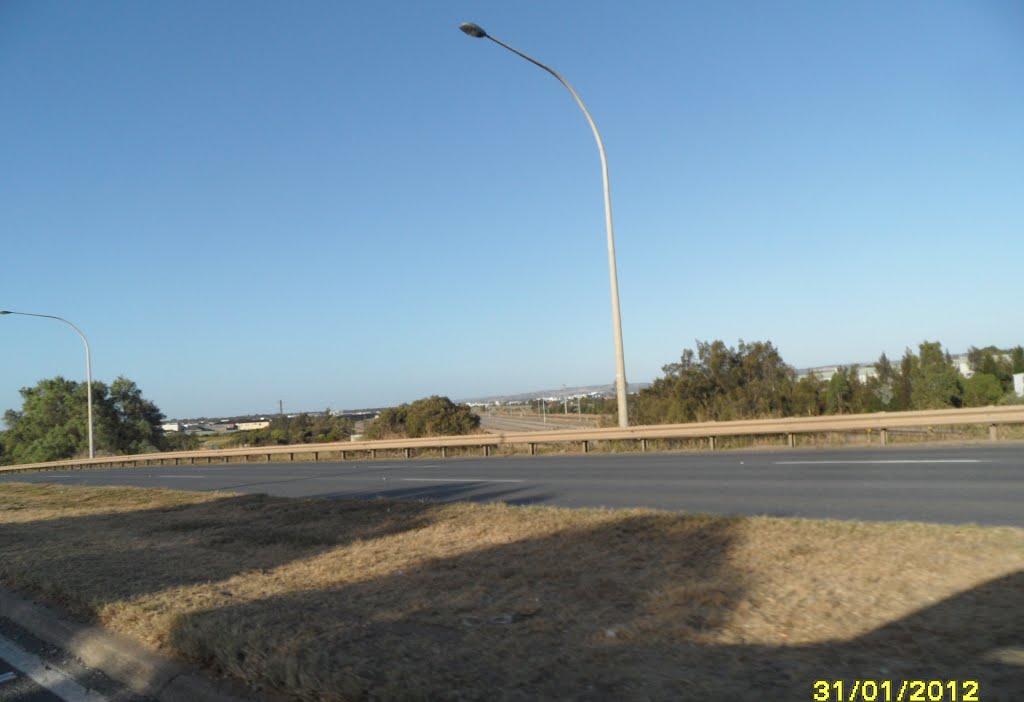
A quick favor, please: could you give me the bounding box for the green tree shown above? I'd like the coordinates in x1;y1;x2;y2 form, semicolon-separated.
967;346;1014;392
961;373;1004;407
1;375;166;464
223;411;354;447
632;339;796;424
363;405;409;440
825;366;862;415
364;396;479;439
911;342;962;409
100;377;166;455
868;353;896;410
1011;346;1024;374
891;349;918;411
3;377;93;464
164;432;201;452
790;375;826;416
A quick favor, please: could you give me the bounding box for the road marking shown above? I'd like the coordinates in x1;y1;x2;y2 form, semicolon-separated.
400;478;525;484
155;475;207;478
774;459;989;465
0;634;108;701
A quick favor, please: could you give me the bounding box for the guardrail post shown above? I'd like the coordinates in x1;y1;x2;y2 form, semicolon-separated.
529;443;536;456
990;424;998;441
371;449;377;459
441;447;447;458
484;445;491;457
582;440;589;454
786;433;795;448
640;438;648;452
404;448;411;459
708;436;716;451
880;429;888;446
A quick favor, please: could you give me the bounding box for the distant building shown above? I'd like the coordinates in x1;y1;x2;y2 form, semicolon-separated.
1015;373;1024;398
161;422;183;433
950;353;973;379
796;364;877;383
236;421;271;431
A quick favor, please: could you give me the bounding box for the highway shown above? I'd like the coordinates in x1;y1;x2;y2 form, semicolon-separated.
2;445;1021;527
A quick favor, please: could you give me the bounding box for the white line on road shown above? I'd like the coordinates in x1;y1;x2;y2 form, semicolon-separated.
774;460;989;465
400;478;525;484
0;634;108;702
154;475;208;478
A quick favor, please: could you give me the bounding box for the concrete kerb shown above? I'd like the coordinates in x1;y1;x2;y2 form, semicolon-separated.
0;585;258;702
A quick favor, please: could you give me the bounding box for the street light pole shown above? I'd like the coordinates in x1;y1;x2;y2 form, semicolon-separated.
1;310;95;458
459;22;629;428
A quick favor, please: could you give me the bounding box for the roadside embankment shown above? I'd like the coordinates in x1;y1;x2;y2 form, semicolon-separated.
0;483;1021;700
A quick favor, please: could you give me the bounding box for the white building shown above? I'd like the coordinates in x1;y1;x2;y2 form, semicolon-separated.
161;422;183;433
796;364;878;383
236;421;271;431
1015;373;1024;398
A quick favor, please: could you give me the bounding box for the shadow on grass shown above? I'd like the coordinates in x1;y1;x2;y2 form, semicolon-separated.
0;491;450;613
1;484;1020;700
166;554;1023;701
165;512;748;700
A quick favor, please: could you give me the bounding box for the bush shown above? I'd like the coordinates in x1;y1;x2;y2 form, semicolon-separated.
364;396;479;439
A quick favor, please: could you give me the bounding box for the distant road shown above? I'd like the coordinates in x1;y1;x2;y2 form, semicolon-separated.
478;413;597;433
3;445;1022;527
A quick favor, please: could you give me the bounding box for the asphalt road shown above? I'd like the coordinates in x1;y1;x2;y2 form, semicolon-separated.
3;445;1022;526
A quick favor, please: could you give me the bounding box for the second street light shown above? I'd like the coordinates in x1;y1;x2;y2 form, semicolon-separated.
1;310;95;459
459;22;630;428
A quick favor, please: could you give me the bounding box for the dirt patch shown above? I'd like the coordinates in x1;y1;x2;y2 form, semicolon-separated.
0;483;1020;700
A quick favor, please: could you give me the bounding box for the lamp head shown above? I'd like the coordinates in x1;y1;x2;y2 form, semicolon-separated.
459;22;487;39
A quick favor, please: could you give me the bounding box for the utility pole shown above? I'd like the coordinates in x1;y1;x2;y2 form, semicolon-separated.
279;400;284;416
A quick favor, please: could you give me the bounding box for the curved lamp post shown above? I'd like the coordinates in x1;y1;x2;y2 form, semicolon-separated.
1;310;94;458
459;22;629;427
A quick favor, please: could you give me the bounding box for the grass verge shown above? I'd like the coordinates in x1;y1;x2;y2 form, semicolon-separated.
0;483;1021;700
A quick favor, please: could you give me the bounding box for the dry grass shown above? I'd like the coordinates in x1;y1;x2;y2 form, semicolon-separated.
0;483;1021;700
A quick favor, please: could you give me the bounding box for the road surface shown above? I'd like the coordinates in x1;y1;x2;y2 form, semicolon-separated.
3;445;1021;526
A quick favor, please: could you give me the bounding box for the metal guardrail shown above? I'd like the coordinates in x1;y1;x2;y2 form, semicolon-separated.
2;405;1022;474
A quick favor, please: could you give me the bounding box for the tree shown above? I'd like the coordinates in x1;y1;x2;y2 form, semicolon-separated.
1011;346;1024;374
825;366;862;415
1;376;166;465
790;375;826;416
222;411;355;447
3;377;93;464
101;377;166;455
911;342;962;409
363;405;409;440
891;349;918;411
961;373;1004;407
364;396;479;439
868;353;896;410
631;339;796;424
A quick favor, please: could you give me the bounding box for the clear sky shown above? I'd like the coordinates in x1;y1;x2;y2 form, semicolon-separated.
3;1;1022;420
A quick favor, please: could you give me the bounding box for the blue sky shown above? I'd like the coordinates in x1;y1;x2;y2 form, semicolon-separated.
3;1;1022;420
